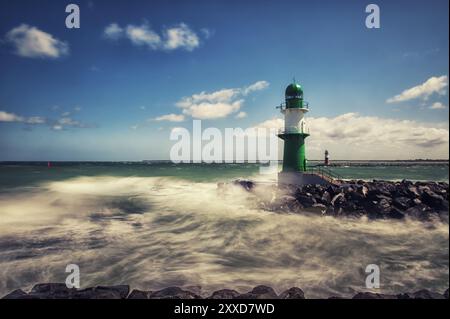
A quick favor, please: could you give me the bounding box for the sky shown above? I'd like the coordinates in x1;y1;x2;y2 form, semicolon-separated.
0;0;448;161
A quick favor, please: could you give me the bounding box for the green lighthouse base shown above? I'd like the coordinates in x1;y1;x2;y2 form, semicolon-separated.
278;132;309;172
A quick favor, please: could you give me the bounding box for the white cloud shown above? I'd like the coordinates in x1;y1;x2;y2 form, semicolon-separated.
103;23;123;39
0;110;91;131
254;117;284;130
175;81;269;120
387;75;448;103
163;23;200;51
125;24;161;48
25;116;46;124
235;111;247;119
58;117;80;126
243;80;270;95
55;117;93;129
49;116;91;130
200;28;214;39
104;22;203;51
177;89;240;108
253;113;449;159
184;101;243;119
153;113;185;122
170;127;185;135
429;102;447;110
0;111;23;122
5;24;69;58
0;111;45;124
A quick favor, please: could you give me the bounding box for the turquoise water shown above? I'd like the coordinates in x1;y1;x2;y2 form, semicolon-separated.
328;163;449;182
0;161;448;191
0;161;448;298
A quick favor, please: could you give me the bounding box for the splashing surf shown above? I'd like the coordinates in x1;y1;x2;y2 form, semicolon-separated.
0;176;448;298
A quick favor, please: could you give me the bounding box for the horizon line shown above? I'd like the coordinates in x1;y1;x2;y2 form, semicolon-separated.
0;159;449;163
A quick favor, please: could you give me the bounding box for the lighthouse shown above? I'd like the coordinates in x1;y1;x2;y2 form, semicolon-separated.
324;150;330;166
278;81;309;172
277;81;329;186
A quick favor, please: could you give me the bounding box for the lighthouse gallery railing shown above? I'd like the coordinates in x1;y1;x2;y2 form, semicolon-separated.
278;127;310;135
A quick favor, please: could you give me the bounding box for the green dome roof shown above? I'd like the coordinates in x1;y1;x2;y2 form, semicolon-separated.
285;83;303;97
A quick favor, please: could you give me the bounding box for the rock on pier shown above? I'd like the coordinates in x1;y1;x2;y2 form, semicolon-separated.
2;283;448;299
230;179;449;221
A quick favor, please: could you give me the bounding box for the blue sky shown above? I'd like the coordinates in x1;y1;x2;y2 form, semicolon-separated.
0;0;448;160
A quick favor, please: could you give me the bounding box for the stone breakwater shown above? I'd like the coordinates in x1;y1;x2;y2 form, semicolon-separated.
2;283;449;299
231;179;449;221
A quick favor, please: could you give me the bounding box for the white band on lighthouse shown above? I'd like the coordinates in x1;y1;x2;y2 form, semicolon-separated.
284;108;308;134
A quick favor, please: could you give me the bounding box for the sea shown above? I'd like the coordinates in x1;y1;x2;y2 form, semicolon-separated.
0;161;448;298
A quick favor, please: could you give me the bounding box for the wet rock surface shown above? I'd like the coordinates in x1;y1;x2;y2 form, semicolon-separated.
150;286;202;299
352;292;397;299
231;179;449;221
279;287;305;299
2;283;448;299
235;285;279;299
207;289;241;299
128;289;152;299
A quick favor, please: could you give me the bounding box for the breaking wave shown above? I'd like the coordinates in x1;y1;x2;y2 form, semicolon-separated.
0;176;448;298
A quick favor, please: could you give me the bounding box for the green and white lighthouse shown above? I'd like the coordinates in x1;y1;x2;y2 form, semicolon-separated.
277;81;329;186
278;81;309;173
